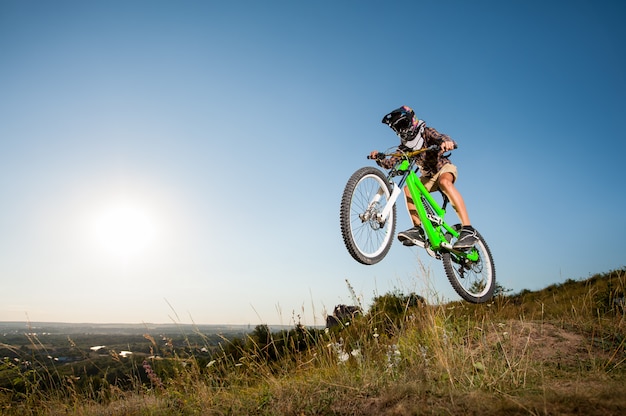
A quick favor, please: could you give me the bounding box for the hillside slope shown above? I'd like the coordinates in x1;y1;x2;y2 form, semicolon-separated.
1;269;625;415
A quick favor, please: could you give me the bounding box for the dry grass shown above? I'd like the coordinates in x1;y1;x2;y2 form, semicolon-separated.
1;268;625;415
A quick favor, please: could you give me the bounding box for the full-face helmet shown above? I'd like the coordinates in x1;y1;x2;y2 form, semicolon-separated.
381;105;424;148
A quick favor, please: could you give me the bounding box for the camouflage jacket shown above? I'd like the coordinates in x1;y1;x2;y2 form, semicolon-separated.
398;126;456;177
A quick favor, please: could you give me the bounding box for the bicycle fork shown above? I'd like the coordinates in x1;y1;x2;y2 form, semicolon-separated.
374;183;403;224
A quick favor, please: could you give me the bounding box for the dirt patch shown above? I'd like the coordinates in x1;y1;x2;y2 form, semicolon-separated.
483;321;592;365
347;321;624;415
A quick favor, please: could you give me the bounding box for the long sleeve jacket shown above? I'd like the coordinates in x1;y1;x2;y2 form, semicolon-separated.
399;126;456;177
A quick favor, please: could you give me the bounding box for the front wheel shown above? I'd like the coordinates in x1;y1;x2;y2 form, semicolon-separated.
340;167;396;265
442;224;496;303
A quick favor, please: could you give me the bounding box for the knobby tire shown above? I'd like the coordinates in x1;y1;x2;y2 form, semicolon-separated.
340;167;396;265
442;224;496;303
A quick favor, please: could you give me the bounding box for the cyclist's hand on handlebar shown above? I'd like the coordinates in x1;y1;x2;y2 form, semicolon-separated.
368;150;395;169
368;150;385;160
440;141;457;152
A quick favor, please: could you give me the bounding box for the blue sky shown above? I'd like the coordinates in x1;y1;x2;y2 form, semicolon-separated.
1;0;624;325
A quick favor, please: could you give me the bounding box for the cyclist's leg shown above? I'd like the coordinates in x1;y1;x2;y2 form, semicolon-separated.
403;185;421;226
434;164;478;248
402;170;440;226
428;164;469;226
398;175;434;246
437;172;471;226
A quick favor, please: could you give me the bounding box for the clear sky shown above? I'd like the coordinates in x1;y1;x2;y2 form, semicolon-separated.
1;0;624;326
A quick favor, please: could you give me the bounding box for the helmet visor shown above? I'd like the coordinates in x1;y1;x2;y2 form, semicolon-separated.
392;116;411;131
382;107;415;134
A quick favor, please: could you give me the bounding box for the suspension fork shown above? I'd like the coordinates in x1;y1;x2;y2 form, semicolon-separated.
374;182;403;223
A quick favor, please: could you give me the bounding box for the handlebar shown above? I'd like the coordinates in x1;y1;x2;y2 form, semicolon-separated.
390;144;442;158
367;144;449;160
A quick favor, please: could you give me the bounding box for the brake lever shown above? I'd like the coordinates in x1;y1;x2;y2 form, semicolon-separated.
429;142;458;152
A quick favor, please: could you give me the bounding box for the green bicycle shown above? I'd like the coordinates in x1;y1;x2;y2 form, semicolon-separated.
339;146;496;303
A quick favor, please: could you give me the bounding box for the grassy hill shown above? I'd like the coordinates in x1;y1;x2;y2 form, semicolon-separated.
1;268;625;415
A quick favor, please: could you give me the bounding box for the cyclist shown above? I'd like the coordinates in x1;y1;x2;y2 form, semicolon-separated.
369;105;478;250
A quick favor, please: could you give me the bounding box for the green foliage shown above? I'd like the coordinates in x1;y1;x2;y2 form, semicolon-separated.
368;290;425;335
218;323;326;370
594;269;626;314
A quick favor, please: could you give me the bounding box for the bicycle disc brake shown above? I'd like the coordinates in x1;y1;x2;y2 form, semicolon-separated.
359;202;385;230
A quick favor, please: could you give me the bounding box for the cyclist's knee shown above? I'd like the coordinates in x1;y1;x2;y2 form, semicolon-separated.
438;173;455;190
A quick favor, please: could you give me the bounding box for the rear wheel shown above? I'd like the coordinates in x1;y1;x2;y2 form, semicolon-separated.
442;224;496;303
340;167;396;265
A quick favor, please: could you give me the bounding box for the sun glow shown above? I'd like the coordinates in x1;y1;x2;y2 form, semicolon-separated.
91;201;158;258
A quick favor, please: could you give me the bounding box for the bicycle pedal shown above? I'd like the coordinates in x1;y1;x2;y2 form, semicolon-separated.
409;238;426;248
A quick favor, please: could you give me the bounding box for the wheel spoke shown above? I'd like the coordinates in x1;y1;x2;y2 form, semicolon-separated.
340;167;396;265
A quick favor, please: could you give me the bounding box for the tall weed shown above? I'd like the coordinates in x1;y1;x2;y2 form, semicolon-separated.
1;268;625;415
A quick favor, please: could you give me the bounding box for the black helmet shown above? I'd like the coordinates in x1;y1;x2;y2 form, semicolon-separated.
382;105;420;143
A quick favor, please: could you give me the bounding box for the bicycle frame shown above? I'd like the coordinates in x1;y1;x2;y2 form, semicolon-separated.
376;156;478;261
341;145;495;302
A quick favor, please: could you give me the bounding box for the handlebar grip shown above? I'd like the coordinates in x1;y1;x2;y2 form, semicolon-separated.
428;143;458;151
